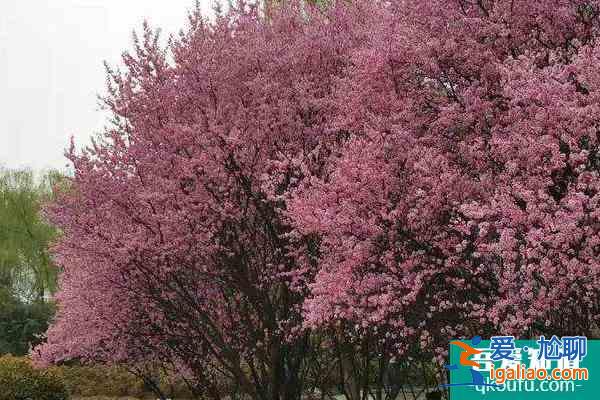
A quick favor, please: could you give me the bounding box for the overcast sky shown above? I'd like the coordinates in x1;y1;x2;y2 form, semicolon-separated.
1;0;215;172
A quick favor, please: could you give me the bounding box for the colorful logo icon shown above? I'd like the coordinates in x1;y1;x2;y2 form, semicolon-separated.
441;336;501;388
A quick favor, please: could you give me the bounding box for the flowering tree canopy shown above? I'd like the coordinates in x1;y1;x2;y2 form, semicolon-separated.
292;0;600;360
35;1;600;399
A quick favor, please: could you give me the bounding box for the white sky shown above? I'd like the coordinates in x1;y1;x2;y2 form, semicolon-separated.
0;0;216;172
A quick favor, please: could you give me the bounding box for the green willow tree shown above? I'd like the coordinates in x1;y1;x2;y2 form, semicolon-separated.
0;168;61;301
0;168;61;355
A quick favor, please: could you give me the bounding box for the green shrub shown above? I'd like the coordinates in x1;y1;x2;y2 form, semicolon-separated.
0;292;56;356
51;364;146;398
1;356;197;399
52;362;194;399
0;355;69;400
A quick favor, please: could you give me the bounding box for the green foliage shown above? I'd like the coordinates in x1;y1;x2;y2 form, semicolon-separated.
0;168;61;356
49;362;195;399
0;355;69;400
0;297;55;356
51;364;147;398
0;169;62;355
0;168;61;301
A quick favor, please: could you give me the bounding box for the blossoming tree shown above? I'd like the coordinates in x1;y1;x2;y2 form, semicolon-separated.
291;0;600;397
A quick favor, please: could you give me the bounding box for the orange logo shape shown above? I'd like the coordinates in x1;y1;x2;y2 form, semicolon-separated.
450;340;482;368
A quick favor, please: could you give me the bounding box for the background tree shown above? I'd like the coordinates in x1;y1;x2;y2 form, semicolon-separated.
0;168;61;301
34;2;369;400
0;168;61;355
291;1;600;398
0;295;55;355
